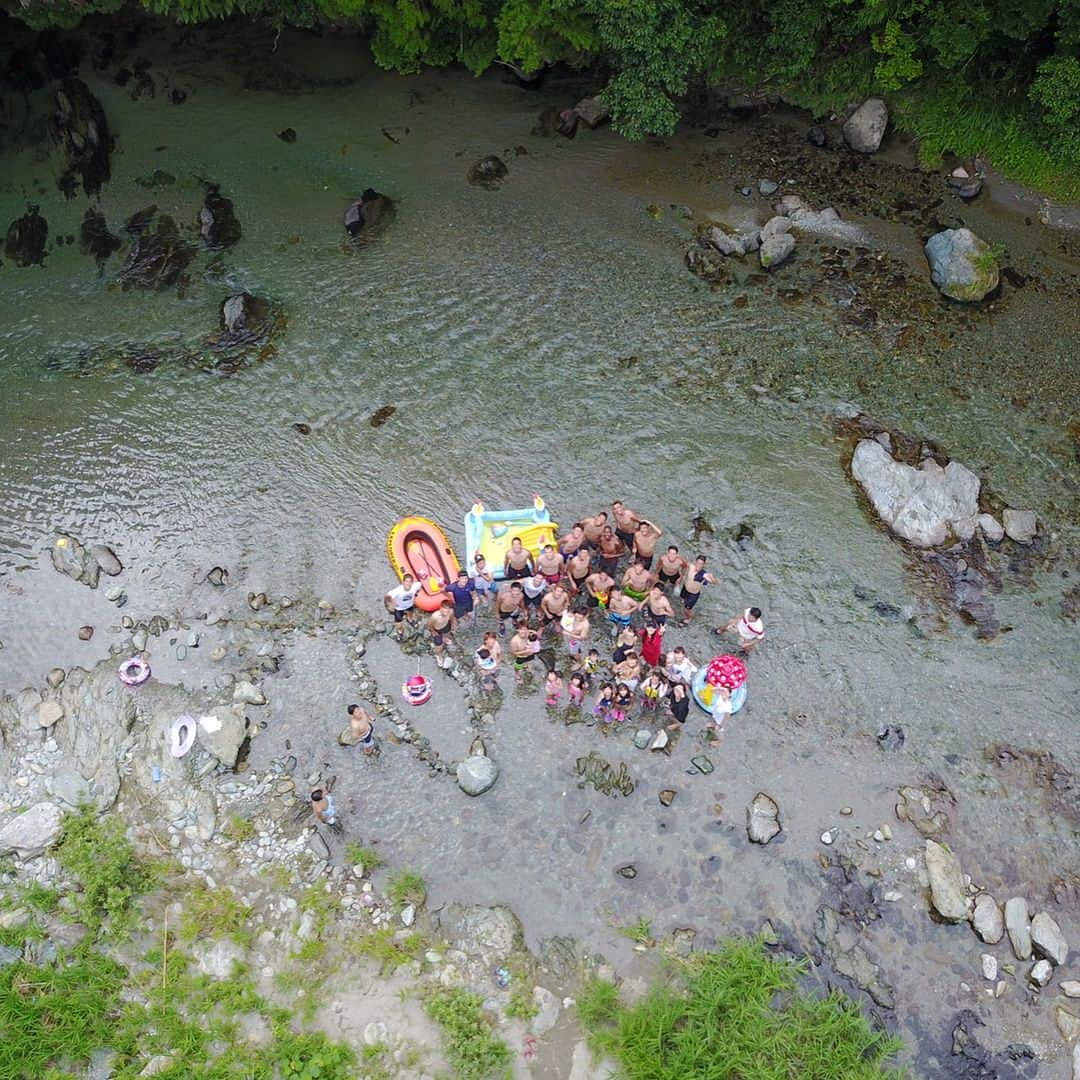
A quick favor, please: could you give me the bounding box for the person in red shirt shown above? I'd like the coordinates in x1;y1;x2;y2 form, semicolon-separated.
638;622;665;667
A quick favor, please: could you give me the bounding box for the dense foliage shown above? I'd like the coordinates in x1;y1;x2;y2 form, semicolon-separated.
7;0;1080;185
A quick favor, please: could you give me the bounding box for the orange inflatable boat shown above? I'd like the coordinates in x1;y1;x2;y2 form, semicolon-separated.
387;516;460;612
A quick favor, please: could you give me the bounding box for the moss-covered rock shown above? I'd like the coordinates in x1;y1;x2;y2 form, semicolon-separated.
924;227;1000;302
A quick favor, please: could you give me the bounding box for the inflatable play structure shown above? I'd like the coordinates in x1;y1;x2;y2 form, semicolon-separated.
463;496;558;581
387;516;460;612
692;655;748;714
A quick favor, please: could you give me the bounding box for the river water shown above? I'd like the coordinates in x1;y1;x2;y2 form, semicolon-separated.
1;14;1079;1074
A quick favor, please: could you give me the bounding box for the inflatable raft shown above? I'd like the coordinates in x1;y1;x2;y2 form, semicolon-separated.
691;660;747;715
387;516;460;612
464;496;558;581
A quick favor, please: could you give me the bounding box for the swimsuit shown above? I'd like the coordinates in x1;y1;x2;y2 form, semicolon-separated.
506;564;532;580
636;553;654;571
598;557;619;576
614;527;636;548
356;725;375;748
670;697;690;724
609;609;632;628
658;568;680;585
623;584;648;602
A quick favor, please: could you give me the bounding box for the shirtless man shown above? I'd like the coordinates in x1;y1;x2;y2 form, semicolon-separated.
679;554;716;624
427;599;457;664
509;622;541;682
645;583;675;626
537;543;564;585
557;524;586;560
540;581;570;630
503;537;534;580
596;526;625;577
562;608;590;657
621;559;653;604
495;581;525;634
566;548;592;597
656;545;688;589
580;511;608;549
607;586;641;635
611;501;642;549
632;519;663;569
584;568;614;610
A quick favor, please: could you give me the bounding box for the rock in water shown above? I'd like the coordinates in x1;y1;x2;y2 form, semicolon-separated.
89;544;122;576
343;189;394;236
220;293;272;338
0;802;62;858
971;894;1004;944
467;155;508;189
850;439;980;547
1030;912;1068;966
80;208;122;268
573;97;610;129
747;792;782;844
1002;508;1037;544
924;228;999;302
842;98;888;153
51;533;100;588
52;78;112;196
198;186;241;249
457;755;498;796
116;214;195;290
759;232;795;269
1004;897;1032;960
4;206;48;267
924;839;968;921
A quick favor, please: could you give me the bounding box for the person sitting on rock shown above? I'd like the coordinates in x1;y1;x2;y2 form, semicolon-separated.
310;788;336;826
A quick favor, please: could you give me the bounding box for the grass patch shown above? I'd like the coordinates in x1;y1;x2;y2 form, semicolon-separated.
344;842;384;870
423;987;511;1080
387;871;426;913
223;814;257;843
274;1030;357;1080
178;885;254;948
55;805;154;937
577;936;904;1079
617;917;654;945
347;926;426;974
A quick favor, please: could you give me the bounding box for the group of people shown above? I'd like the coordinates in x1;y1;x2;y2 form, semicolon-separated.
383;500;766;737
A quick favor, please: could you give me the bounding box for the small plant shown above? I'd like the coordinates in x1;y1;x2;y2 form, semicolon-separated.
349;926;426;974
972;242;1005;276
424;987;512;1080
274;1030;357;1080
387;870;426;912
55;805;153;936
345;841;384;870
178;884;254;948
617;917;654;945
504;982;539;1021
21;882;61;913
223;814;257;843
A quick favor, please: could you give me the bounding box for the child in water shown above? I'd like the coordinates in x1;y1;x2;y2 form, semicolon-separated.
579;648;603;688
567;671;586;707
610;682;633;723
544;670;564;706
593;683;614;723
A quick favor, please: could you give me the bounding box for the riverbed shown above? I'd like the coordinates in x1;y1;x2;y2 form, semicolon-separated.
1;12;1079;1075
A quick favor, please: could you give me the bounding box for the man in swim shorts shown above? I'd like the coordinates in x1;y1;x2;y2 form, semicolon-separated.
584;569;614;610
607;586;641;633
540;581;570;629
509;623;541;682
447;569;476;625
503;536;534;580
427;599;457;664
580;511;608;549
596;526;625;577
645;583;675;626
611;500;642;549
566;548;592;597
347;703;377;755
557;524;586;560
495;581;525;634
522;572;548;626
632;519;663;569
384;573;423;639
537;543;564;584
621;559;653;603
656;545;687;588
679;554;716;624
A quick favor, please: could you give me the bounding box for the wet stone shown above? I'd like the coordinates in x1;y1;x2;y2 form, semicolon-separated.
616;864;637;879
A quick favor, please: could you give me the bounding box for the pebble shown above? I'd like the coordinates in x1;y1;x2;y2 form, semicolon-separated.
46;668;65;688
881;824;892;840
821;831;834;845
873;829;884;842
105;586;123;601
840;806;853;816
883;891;902;902
1030;959;1053;987
981;954;998;980
211;646;227;661
79;625;95;639
1062;980;1080;998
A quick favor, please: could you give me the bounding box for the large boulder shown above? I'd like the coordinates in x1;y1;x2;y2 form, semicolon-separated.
843;98;888;154
198;186;241;249
457;754;498;796
924;228;999;302
0;802;63;859
196;705;249;769
467;155;508;190
343;189;394;236
4;207;48;267
52;78;112;196
924;839;969;921
51;533;100;588
746;792;782;844
851;440;980;547
117;214;195;290
759;232;795;270
220;293;273;340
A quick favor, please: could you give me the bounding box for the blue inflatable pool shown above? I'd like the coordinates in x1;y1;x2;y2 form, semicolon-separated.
691;667;747;714
464;497;558;581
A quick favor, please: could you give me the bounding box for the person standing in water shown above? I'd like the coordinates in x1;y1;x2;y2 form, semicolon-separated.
384;573;423;639
503;537;534;580
347;704;376;755
611;501;641;550
679;555;716;624
715;607;766;654
632;519;663;570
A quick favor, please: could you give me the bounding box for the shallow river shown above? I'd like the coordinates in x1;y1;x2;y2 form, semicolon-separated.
1;15;1079;1073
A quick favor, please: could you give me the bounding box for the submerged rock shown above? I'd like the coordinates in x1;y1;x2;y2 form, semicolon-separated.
467;155;508;189
1002;507;1037;544
925;228;999;302
116;214;195;290
52;78;112;196
924;839;968;921
851;439;980;548
343;189;394;236
842;98;888;154
79;208;121;267
747;792;782;844
457;754;498;796
198;185;242;249
5;207;48;267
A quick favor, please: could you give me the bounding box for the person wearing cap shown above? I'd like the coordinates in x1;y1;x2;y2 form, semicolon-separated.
715;607;766;654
